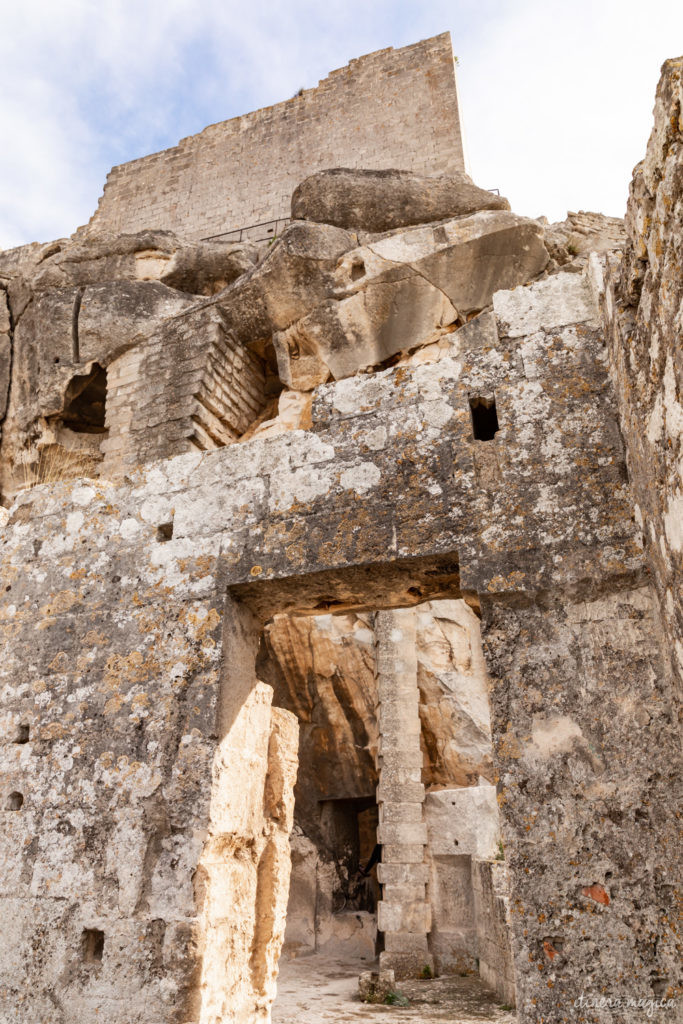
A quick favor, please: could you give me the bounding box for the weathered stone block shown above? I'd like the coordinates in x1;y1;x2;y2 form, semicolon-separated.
378;899;431;935
382;930;431;954
381;882;428;903
380;843;428;864
274;278;457;382
358;968;396;1004
377;862;430;886
424;785;500;858
377;821;428;845
377;749;424;771
493;270;596;337
291;167;510;232
378;801;424;824
359;210;549;314
376;776;425;803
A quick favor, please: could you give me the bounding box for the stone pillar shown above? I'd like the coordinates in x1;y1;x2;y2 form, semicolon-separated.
374;609;433;979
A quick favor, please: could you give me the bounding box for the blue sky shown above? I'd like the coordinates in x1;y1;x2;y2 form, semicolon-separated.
1;0;681;248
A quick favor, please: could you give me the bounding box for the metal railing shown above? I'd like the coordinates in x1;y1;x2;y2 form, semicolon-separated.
201;217;291;245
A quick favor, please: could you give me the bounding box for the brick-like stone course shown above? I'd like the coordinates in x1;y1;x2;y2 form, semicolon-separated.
103;306;268;476
375;609;433;980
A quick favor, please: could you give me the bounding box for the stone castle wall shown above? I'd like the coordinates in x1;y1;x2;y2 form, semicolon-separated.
1;253;680;1020
0;44;681;1024
81;33;464;242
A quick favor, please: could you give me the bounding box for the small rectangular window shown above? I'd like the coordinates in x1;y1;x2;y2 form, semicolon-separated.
469;394;500;441
82;928;105;963
15;724;30;744
157;522;174;542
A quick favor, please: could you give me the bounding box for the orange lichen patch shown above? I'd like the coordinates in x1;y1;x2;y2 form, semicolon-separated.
497;727;522;760
39;589;79;616
192;555;215;577
486;571;527;592
134;611;166;635
83;630;107;645
581;884;610;905
102;650;160;692
39;722;68;741
104;694;125;715
543;940;559;960
186;606;221;640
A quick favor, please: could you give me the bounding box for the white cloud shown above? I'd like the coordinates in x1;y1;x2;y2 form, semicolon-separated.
457;0;683;219
0;0;681;248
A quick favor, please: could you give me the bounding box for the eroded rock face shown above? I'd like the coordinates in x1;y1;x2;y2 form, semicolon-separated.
198;684;298;1024
0;177;551;497
215;221;357;347
415;600;494;788
0;229;265;498
541;210;625;270
0;280;196;496
273;211;548;385
23;230;259;297
258;612;379;836
0;289;10;422
602;55;683;696
291;168;510;232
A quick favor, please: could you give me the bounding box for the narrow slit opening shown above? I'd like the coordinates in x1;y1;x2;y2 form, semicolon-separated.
82;928;105;963
469;394;500;441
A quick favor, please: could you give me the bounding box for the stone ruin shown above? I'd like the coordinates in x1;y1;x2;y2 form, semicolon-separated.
0;32;680;1024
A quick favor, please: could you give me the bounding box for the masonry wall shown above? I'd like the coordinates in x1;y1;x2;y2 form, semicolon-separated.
2;258;681;1022
424;785;501;975
81;33;464;242
472;859;516;1007
0;475;298;1024
602;56;683;698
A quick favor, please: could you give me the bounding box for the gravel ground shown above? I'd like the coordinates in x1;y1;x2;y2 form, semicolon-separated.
272;954;517;1024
